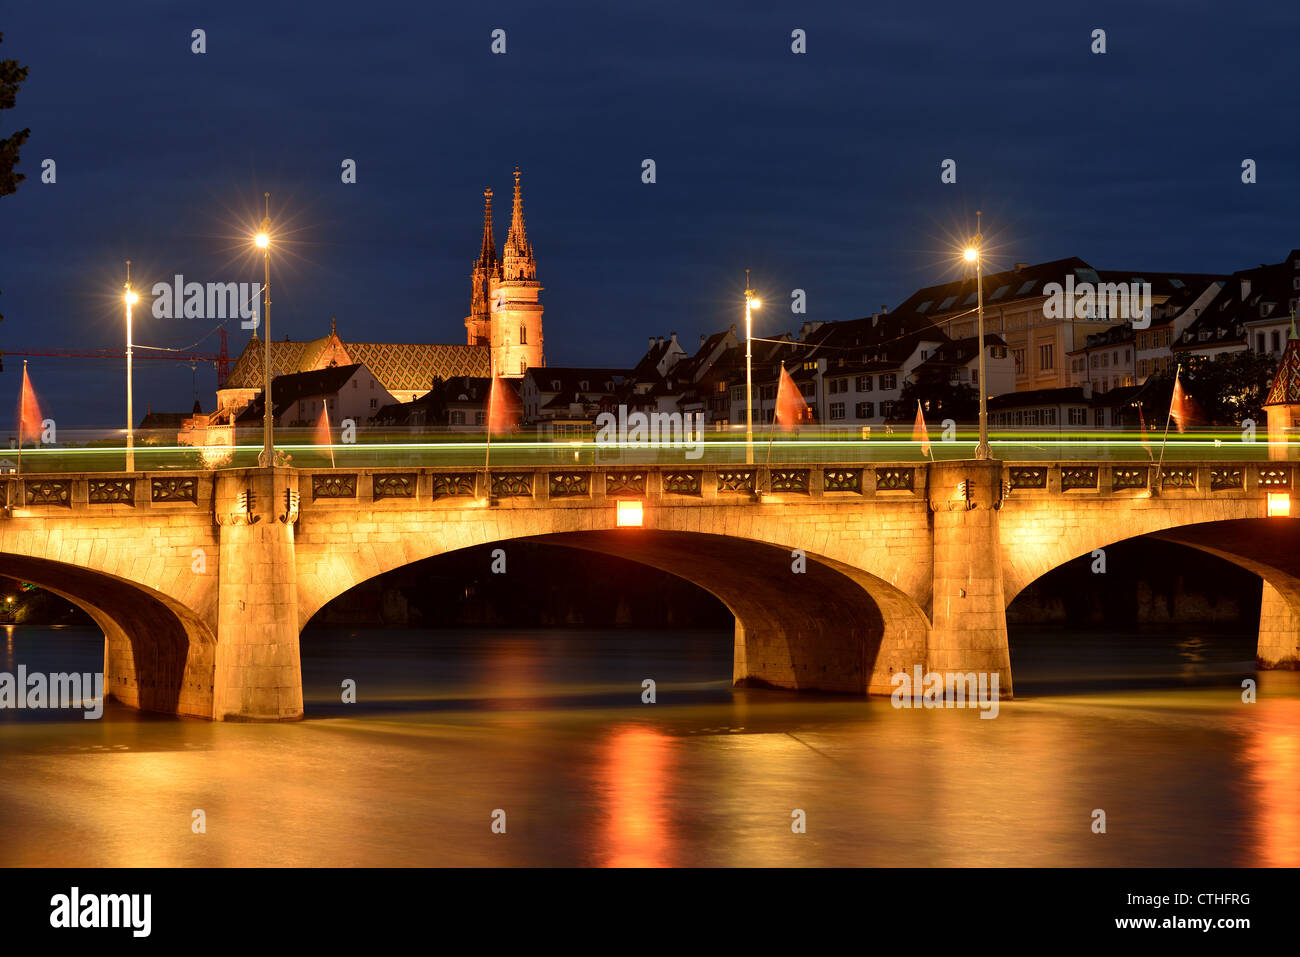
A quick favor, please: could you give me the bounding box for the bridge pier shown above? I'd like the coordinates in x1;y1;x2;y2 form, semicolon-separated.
211;469;304;721
1258;580;1300;670
926;460;1013;697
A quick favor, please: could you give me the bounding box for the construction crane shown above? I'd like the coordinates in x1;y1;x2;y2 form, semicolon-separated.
1;330;231;382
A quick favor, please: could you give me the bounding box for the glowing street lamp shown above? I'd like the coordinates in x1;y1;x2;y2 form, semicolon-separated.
963;212;992;460
123;261;138;472
744;270;761;465
254;193;274;468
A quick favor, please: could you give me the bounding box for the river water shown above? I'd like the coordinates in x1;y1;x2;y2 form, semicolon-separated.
0;623;1296;867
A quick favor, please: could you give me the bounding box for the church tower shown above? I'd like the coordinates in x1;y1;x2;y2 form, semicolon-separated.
464;187;499;348
489;168;545;377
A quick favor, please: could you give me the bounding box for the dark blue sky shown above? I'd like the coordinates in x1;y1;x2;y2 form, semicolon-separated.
4;0;1299;428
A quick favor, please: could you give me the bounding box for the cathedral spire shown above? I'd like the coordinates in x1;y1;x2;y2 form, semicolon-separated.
476;187;497;271
501;167;536;281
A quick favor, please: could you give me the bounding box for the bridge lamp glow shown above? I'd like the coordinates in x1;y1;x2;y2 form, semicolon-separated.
254;230;270;249
963;247;978;262
1267;492;1291;517
616;499;644;527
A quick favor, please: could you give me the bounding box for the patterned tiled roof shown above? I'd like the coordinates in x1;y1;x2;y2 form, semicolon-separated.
1264;334;1300;406
223;333;489;394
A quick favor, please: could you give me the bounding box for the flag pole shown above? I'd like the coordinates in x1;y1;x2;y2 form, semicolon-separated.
16;360;24;476
1155;364;1181;489
483;357;494;494
324;407;336;468
764;367;781;474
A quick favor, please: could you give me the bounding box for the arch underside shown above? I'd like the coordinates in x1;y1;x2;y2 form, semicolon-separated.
0;554;217;718
524;530;930;694
1006;518;1300;669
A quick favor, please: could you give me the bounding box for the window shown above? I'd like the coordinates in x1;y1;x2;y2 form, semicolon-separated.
829;402;845;420
369;398;377;409
1013;349;1026;375
1094;409;1104;427
1039;344;1055;371
803;361;817;371
856;401;874;418
352;380;358;389
519;325;527;345
829;377;849;394
857;375;873;392
880;401;896;418
1068;408;1085;426
1257;332;1266;352
451;411;465;425
799;382;816;397
475;412;485;426
880;373;897;390
760;385;776;400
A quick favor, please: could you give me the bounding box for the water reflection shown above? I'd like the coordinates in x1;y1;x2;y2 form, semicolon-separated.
597;726;675;867
0;624;1296;866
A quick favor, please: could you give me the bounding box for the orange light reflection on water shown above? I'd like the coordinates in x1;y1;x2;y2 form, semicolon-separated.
597;726;675;867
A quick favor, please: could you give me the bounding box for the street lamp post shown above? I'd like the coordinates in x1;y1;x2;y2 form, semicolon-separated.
744;270;761;465
123;261;138;473
255;193;273;468
964;211;992;460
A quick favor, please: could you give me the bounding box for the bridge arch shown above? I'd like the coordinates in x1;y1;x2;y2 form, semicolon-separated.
296;518;931;695
0;553;217;717
1002;517;1300;670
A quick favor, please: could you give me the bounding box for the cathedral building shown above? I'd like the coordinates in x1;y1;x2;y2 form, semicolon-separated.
464;168;545;377
203;169;545;432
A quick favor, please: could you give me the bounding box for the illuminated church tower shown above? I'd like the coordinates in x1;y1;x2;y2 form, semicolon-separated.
464;187;499;350
464;171;545;377
491;169;545;377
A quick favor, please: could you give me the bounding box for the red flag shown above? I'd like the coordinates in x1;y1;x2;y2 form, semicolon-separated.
486;376;521;435
314;405;336;466
1169;369;1201;434
18;364;42;443
774;366;811;431
315;405;332;446
912;400;931;457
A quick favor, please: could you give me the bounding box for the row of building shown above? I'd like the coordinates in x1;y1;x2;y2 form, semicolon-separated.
160;172;1300;441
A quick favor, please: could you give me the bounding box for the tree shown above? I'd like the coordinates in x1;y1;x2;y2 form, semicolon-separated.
889;369;980;423
0;32;28;330
0;33;28;198
1141;350;1279;427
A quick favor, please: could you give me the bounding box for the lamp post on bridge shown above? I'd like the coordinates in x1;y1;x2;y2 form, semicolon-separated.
963;212;992;460
123;261;138;473
744;270;761;465
254;194;274;468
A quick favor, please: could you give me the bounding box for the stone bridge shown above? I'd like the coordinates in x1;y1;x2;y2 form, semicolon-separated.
1;460;1296;720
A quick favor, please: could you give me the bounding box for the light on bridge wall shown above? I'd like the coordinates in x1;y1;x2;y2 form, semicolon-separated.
1267;492;1291;517
617;500;644;527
